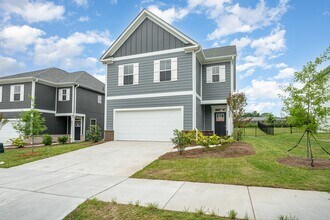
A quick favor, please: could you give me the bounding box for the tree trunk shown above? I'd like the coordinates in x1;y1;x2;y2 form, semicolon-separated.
31;136;34;153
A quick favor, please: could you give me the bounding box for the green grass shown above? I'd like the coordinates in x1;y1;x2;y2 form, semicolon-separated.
65;199;225;220
132;127;330;192
0;142;95;168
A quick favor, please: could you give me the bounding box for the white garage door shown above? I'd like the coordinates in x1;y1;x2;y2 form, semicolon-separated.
114;107;183;141
0;120;20;146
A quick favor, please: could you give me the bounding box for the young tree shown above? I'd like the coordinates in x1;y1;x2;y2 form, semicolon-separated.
227;92;247;141
282;47;330;164
0;114;8;131
14;109;47;152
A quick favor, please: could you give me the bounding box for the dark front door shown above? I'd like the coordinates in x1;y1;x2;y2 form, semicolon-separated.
215;112;226;136
75;120;81;141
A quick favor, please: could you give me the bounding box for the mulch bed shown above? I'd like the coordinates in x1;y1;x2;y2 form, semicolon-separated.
159;142;255;159
278;156;330;169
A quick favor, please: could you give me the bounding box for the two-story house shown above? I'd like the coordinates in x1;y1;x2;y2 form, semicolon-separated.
0;68;105;145
100;9;237;141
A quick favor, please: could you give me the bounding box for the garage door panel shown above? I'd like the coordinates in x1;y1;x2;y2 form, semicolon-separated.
115;108;183;141
0;121;20;146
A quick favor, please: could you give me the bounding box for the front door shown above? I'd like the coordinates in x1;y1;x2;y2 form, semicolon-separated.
75;120;81;141
215;112;226;136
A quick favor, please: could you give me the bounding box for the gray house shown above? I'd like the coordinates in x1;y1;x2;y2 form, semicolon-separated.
100;9;236;141
0;68;105;145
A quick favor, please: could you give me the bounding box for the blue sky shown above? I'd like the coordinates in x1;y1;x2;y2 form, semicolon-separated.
0;0;329;116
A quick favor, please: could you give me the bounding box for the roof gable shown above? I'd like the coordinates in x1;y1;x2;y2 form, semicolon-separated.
100;9;198;61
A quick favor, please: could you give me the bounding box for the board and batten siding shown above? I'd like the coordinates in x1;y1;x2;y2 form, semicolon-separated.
112;18;187;58
202;62;231;100
56;87;72;113
0;82;32;109
107;51;192;96
196;97;203;130
107;95;193;131
35;83;56;111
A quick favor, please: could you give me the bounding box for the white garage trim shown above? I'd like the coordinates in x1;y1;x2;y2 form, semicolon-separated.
107;91;193;100
113;106;184;141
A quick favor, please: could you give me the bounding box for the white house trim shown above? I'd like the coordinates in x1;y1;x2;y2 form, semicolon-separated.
201;100;227;105
230;57;234;93
31;80;36;108
104;64;108;131
107;91;193;100
192;51;197;129
0;108;56;114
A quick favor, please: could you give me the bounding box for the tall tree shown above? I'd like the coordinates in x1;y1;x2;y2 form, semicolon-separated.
227;92;247;140
282;47;330;164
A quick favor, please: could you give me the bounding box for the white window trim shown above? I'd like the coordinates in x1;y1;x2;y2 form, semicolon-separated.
98;95;102;104
207;65;226;83
154;57;177;83
160;58;172;82
10;84;24;102
59;88;70;101
118;63;139;86
0;86;2;102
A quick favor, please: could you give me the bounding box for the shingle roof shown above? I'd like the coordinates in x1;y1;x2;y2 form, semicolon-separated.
0;67;104;93
202;45;237;58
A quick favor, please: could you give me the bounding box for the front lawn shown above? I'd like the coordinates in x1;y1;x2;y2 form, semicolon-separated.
65;199;224;220
132;128;330;191
0;142;96;168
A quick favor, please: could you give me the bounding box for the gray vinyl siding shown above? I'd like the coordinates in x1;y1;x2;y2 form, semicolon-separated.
0;112;21;119
107;51;192;96
202;62;231;100
113;18;186;58
204;105;212;130
35;83;55;110
196;58;201;96
107;95;192;130
56;87;72;113
0;82;32;109
76;87;104;135
42;113;68;135
196;97;203;130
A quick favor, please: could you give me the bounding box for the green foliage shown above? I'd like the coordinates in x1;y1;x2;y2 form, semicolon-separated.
186;129;198;145
146;202;159;210
221;137;235;144
209;134;221;146
227;92;247;128
58;136;68;144
232;128;243;141
196;132;211;149
277;214;299;220
42;134;52;146
243;111;261;117
227;209;238;219
282;47;330;133
11;137;26;148
171;129;191;154
86;125;102;143
266;113;276;124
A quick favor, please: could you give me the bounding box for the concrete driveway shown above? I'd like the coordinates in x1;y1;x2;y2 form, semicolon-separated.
0;141;173;220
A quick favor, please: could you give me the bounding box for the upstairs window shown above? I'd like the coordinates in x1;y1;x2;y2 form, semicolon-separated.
59;88;70;101
118;63;139;86
206;65;226;83
10;84;24;102
160;59;172;81
98;95;102;104
124;64;134;85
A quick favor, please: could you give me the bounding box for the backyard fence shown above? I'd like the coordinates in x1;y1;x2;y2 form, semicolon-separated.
257;121;274;135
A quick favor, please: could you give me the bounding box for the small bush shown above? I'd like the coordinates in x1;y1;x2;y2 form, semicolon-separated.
11;137;26;148
221;137;235;144
277;215;299;220
42;134;52;146
57;136;68;144
197;132;211;150
232;128;243;141
186;129;198;145
86;125;102;143
209;134;220;146
228;209;238;219
146;202;159;210
171;129;191;154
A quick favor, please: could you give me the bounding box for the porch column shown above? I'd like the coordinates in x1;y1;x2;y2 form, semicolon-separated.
70;116;75;143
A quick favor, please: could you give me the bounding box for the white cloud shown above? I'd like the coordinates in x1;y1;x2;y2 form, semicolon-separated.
72;0;88;7
207;0;289;39
237;55;270;72
275;62;287;68
34;30;112;68
92;73;106;83
251;28;286;57
187;0;230;18
230;37;251;50
274;67;296;79
0;55;25;76
0;0;65;23
0;25;45;52
243;79;284;100
78;16;90;22
246;101;277;113
147;5;189;24
240;68;255;79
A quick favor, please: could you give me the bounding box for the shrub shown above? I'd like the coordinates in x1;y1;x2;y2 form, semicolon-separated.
42;134;52;146
232;128;243;141
221;137;235;144
186;129;197;145
277;215;299;220
11;137;26;148
171;129;190;154
86;125;102;143
57;136;68;144
228;209;238;219
209;134;220;146
197;132;211;150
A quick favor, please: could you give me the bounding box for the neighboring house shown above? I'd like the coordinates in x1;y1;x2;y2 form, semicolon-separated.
100;9;237;141
0;68;105;145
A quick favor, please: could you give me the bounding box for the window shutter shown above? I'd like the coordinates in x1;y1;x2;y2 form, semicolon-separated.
219;66;226;82
10;85;14;102
206;67;212;83
154;60;160;83
171;57;177;81
20;85;24;101
58;89;63;101
133;63;139;85
66;89;71;101
118;65;124;86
